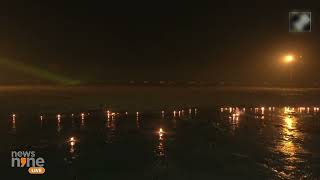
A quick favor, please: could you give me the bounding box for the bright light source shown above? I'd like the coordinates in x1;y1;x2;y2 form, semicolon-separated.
284;55;294;63
158;128;164;140
159;128;164;133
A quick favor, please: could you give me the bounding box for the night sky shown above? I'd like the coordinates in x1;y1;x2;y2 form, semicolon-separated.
1;1;319;84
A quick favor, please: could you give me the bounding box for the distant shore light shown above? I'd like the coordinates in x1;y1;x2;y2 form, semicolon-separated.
284;55;294;63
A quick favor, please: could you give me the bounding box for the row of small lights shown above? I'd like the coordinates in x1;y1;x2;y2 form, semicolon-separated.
12;105;319;151
64;107;318;151
12;106;320;120
222;106;320;122
221;107;274;113
221;106;320;113
12;109;171;149
11;108;198;120
11;107;191;147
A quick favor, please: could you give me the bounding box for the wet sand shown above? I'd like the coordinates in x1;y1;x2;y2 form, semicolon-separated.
2;106;320;179
1;85;320;114
1;85;320;179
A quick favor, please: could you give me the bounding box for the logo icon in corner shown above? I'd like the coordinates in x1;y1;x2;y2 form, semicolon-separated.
289;11;311;32
11;151;45;175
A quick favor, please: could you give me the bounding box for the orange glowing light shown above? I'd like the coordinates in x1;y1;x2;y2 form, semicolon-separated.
284;55;294;63
284;107;295;114
158;128;165;140
159;128;164;134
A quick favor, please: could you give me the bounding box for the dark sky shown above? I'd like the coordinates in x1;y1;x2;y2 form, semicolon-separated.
0;1;319;84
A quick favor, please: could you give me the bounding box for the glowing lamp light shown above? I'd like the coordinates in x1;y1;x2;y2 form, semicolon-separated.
284;107;295;114
284;55;294;63
69;137;76;143
159;128;164;134
12;114;16;118
232;112;240;117
158;128;165;140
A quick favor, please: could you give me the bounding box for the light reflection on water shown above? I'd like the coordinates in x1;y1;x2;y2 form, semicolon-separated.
57;114;61;133
64;136;80;164
156;128;166;158
4;106;320;179
105;111;117;144
136;112;140;129
219;106;319;178
11;114;16;134
273;108;307;178
80;113;86;130
40;115;43;129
